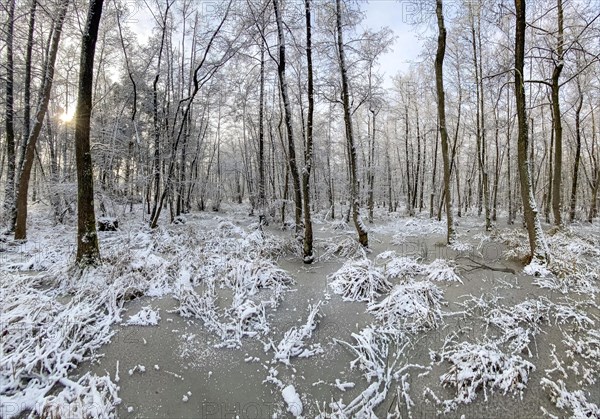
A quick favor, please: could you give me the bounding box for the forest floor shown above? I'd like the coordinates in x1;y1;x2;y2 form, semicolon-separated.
1;203;599;418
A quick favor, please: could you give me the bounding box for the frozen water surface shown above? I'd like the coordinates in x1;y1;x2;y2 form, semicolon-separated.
1;204;599;418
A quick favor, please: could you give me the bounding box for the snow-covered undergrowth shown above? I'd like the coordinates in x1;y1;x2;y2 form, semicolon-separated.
324;327;428;418
368;281;445;332
270;301;324;365
496;227;600;294
436;340;536;412
1;211;296;417
328;258;391;302
1;272;123;418
378;253;463;284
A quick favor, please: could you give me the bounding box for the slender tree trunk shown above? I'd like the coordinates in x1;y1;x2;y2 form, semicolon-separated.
514;0;549;262
551;0;564;226
74;0;104;265
336;0;368;247
302;0;315;263
15;0;70;240
273;0;302;235
404;105;413;216
368;109;376;222
3;0;16;230
430;120;439;218
17;0;37;179
258;40;267;226
435;0;456;244
569;81;583;223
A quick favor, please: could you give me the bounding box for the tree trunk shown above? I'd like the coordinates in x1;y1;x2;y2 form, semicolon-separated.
302;0;315;263
435;0;456;244
569;80;583;222
336;0;368;247
3;0;16;230
514;0;549;262
273;0;302;235
14;0;70;240
551;0;564;226
74;0;104;265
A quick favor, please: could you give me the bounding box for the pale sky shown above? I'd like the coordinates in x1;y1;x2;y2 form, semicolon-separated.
362;0;425;88
129;0;425;88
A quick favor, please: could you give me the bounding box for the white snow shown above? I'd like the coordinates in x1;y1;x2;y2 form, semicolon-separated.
281;385;303;417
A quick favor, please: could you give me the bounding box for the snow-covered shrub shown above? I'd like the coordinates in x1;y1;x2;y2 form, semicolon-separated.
34;373;121;419
383;256;424;280
224;258;294;296
425;259;463;283
328;258;390;302
320;237;367;261
334;327;399;417
438;341;536;412
487;299;549;356
540;378;600;418
273;302;324;365
368;281;444;331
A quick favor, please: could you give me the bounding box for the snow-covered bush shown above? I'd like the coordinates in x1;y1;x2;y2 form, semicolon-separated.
368;281;444;331
540;378;600;418
328;258;390;302
425;259;463;283
383;256;424;280
438;341;536;412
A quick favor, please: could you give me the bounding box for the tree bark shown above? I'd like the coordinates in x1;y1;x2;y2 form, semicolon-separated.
3;0;16;230
302;0;315;263
75;0;104;265
514;0;549;262
569;80;583;222
551;0;564;226
273;0;302;235
435;0;456;244
336;0;368;247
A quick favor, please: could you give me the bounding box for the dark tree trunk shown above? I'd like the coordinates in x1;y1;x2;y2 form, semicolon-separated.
74;0;104;265
302;0;315;263
336;0;368;247
3;0;16;230
569;81;583;222
551;0;565;226
273;0;302;236
435;0;456;244
514;0;549;262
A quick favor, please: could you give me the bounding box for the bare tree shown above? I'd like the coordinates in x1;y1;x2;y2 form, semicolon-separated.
302;0;315;263
14;0;70;240
514;0;549;262
336;0;368;247
435;0;456;244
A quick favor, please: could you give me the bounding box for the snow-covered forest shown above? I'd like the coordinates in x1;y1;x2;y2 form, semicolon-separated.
1;0;599;417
